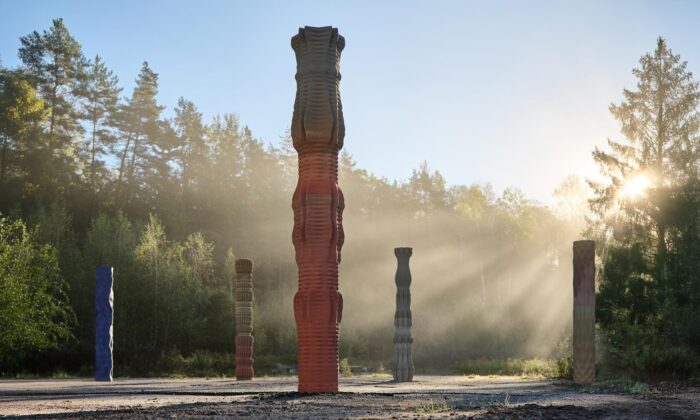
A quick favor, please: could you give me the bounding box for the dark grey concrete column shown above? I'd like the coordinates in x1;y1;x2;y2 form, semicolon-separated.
393;247;414;382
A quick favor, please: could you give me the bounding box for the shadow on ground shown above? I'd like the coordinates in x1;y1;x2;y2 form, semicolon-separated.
0;375;697;419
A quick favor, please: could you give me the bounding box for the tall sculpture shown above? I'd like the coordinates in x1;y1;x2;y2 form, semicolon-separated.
235;259;254;380
393;247;414;382
95;266;114;381
291;26;345;393
573;240;595;384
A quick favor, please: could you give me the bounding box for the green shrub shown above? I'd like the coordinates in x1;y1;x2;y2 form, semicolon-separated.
0;217;75;373
340;358;352;377
554;334;573;379
599;321;700;381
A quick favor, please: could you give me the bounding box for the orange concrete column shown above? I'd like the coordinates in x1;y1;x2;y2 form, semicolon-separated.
290;26;346;393
573;240;595;384
235;259;254;380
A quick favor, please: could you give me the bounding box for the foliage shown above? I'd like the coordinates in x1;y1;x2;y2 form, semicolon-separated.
0;217;74;372
590;37;700;380
339;358;353;377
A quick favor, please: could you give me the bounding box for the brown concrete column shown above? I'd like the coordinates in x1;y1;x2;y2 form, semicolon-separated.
573;240;595;384
290;26;345;393
235;259;254;380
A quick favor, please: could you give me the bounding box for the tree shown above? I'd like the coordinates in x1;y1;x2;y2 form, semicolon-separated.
175;97;207;192
114;62;164;211
592;37;699;251
78;55;121;204
0;217;74;371
207;113;244;233
553;174;590;227
184;232;215;288
174;98;208;231
0;69;47;188
407;161;449;215
18;18;87;188
590;38;700;378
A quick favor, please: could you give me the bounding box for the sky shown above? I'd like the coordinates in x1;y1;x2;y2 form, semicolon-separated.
2;0;700;203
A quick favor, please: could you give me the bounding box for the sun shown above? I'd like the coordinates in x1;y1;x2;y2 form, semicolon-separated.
621;174;651;198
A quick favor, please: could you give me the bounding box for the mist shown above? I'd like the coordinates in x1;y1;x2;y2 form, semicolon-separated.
0;17;589;375
245;155;585;371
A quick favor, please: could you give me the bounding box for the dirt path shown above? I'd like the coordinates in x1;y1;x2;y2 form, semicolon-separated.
0;375;698;418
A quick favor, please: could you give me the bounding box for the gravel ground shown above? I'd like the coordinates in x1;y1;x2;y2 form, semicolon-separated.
0;375;698;419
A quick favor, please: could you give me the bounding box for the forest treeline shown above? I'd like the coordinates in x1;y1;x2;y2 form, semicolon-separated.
1;20;698;381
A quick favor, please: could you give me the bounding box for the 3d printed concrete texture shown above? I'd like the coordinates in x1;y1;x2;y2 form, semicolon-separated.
573;240;595;384
235;259;254;380
95;266;114;381
393;247;415;382
291;26;345;393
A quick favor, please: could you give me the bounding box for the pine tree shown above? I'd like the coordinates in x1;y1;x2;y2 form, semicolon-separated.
114;62;164;211
208;113;243;192
591;38;700;377
591;37;699;286
407;161;449;214
78;55;121;205
18;18;88;188
174;97;207;192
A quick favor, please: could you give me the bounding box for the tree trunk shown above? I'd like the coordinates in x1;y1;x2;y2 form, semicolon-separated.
125;138;138;207
115;134;132;207
90;113;98;215
0;137;8;186
655;91;668;307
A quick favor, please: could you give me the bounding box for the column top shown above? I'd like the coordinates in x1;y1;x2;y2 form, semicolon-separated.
394;247;413;257
573;240;595;252
291;26;344;50
96;266;113;275
235;259;254;273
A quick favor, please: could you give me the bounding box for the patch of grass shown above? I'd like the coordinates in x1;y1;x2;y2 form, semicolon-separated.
580;379;652;395
51;370;74;379
14;372;39;379
149;350;235;377
455;394;517;410
454;358;559;378
415;400;451;413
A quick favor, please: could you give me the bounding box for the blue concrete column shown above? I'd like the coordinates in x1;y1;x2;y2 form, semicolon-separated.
95;266;114;381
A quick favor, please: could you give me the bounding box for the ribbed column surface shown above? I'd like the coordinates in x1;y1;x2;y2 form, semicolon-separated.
393;248;414;382
290;26;345;393
573;240;595;384
235;259;254;380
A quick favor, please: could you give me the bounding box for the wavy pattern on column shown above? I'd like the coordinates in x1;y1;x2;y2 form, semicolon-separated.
573;240;595;384
95;266;114;382
393;248;414;382
291;26;345;393
235;259;254;380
